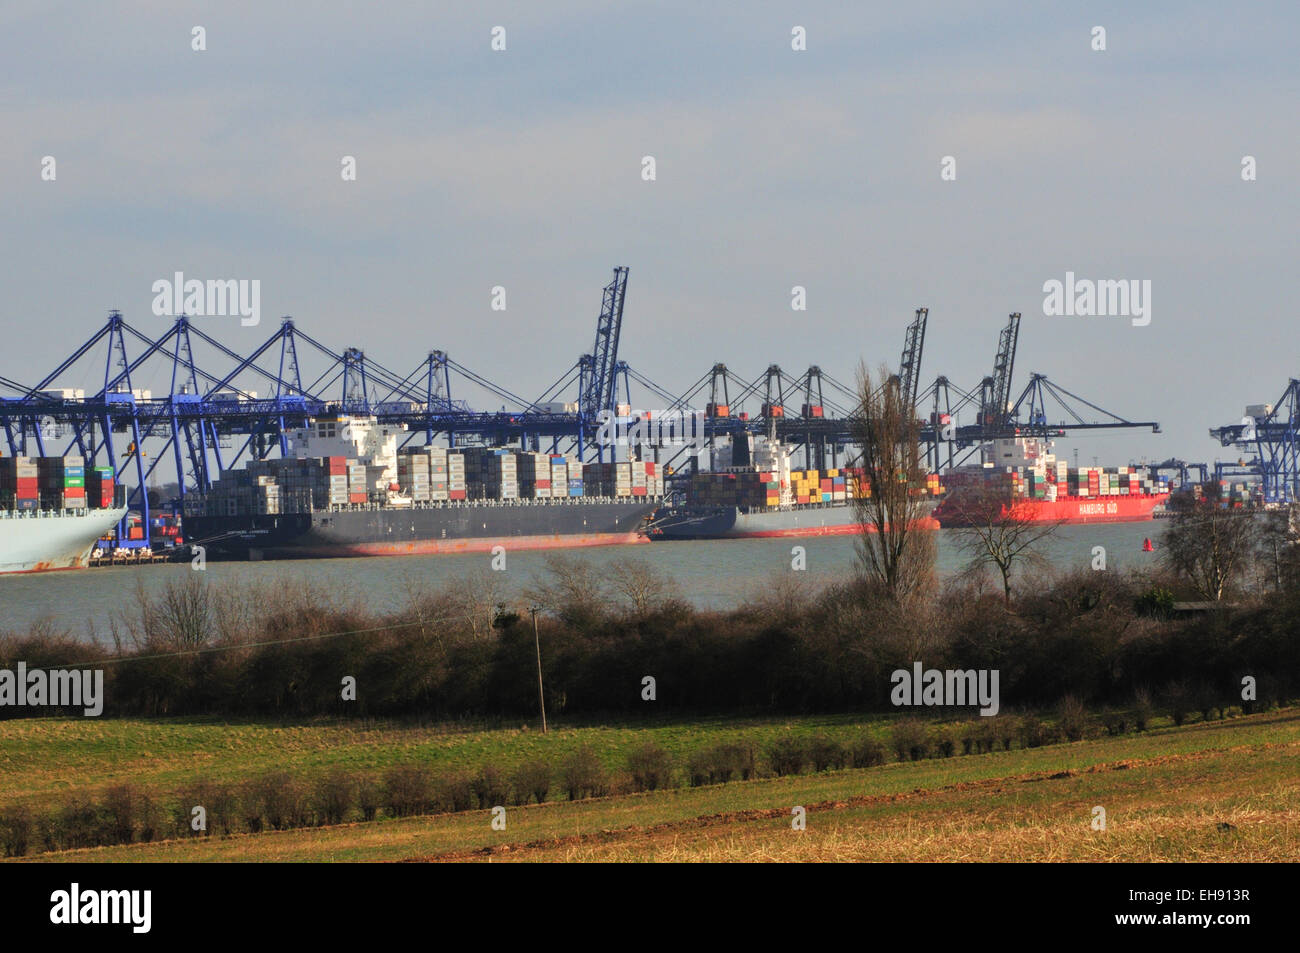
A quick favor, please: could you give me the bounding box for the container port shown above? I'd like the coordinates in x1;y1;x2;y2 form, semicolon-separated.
0;273;1283;569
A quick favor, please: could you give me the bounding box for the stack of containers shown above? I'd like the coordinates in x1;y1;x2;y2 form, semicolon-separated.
397;448;431;501
38;456;86;510
550;455;576;498
688;471;737;505
583;462;632;497
518;451;552;499
86;466;116;509
791;468;820;503
0;456;40;511
447;451;466;500
484;449;519;500
347;459;368;504
254;476;280;515
427;447;449;501
749;471;780;508
323;457;349;507
630;460;649;497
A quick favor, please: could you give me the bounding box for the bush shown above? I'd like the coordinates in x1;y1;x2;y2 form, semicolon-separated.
766;737;808;777
1133;689;1154;731
1018;714;1052;749
1192;682;1220;722
627;742;673;792
807;735;848;772
993;717;1016;751
179;780;237;837
930;726;956;758
510;760;551;805
850;735;887;768
258;772;310;830
472;764;510;809
57;795;111;849
101;784;137;845
315;768;357;825
357;775;383;821
1163;681;1191;726
687;749;714;786
711;743;757;782
891;719;928;761
0;806;32;857
1105;714;1128;736
383;764;434;818
1056;695;1089;742
1135;586;1175;619
434;772;477;813
562;746;606;801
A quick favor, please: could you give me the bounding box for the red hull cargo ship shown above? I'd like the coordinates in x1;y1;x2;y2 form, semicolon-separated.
932;437;1169;527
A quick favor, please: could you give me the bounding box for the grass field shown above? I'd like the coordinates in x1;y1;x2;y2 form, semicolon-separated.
4;707;1298;862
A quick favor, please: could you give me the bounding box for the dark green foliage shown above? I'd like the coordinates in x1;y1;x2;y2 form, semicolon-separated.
766;737;808;777
510;760;551;805
627;742;673;792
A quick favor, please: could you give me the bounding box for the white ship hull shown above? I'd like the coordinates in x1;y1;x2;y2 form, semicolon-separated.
0;507;127;574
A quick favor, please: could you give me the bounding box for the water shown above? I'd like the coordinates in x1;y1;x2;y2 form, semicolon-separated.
0;522;1164;638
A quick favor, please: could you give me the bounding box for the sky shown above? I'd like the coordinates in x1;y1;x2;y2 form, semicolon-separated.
2;1;1297;470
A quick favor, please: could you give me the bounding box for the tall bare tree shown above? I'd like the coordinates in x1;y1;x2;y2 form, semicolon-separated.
948;484;1063;604
1161;487;1257;601
849;362;937;603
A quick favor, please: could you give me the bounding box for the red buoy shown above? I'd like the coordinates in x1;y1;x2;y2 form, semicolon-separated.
1142;538;1153;552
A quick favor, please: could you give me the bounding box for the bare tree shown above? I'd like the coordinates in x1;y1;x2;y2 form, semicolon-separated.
607;557;680;616
132;575;213;651
849;362;937;603
948;484;1063;604
446;568;510;639
524;554;612;627
1161;488;1257;601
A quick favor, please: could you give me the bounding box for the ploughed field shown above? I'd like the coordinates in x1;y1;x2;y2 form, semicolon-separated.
2;708;1297;862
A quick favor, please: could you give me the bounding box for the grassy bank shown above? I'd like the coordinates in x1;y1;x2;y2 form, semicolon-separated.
4;707;1298;862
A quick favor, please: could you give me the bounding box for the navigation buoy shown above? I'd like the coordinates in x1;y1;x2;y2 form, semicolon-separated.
1142;538;1154;552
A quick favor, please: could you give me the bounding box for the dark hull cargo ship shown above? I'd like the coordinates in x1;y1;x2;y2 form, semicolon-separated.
180;413;664;560
186;498;659;559
646;435;940;541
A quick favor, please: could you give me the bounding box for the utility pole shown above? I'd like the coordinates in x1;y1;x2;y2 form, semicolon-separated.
530;606;547;733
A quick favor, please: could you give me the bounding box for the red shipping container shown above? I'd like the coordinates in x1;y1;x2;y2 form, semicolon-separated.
63;487;86;498
631;486;647;496
348;493;367;503
449;489;467;500
645;462;656;475
533;480;551;489
820;479;832;492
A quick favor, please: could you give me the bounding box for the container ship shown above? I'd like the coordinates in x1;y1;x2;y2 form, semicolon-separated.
182;414;663;559
932;437;1169;527
646;434;940;541
1;456;127;573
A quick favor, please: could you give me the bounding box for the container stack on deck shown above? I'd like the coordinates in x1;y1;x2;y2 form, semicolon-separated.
943;462;1168;501
187;444;666;518
583;460;662;498
37;456;86;510
0;457;40;511
2;456;121;513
